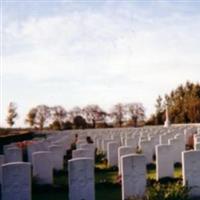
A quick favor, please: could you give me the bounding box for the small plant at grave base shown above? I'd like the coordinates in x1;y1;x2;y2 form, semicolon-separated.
95;152;106;163
147;181;190;200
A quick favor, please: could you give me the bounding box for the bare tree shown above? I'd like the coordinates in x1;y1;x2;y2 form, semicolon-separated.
68;106;82;122
110;103;125;127
6;102;18;127
51;106;67;128
25;107;37;128
83;104;106;128
35;105;51;129
125;103;145;127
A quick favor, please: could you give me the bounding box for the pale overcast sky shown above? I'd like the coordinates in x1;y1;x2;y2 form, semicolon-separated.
1;0;200;127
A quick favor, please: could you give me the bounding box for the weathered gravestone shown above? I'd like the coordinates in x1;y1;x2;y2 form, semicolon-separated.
68;158;95;200
182;150;200;197
156;144;174;180
2;162;31;200
32;151;53;185
121;154;146;200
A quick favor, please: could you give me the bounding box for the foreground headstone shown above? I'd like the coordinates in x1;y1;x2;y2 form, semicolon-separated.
156;144;174;180
32;151;53;185
2;162;31;200
68;158;95;200
5;147;22;163
121;154;146;200
182;150;200;197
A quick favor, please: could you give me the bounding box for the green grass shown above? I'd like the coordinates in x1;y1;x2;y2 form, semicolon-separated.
33;184;121;200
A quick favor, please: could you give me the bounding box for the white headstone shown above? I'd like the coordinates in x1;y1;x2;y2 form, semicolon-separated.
121;154;146;200
3;144;16;153
27;143;40;163
169;137;185;163
118;146;134;174
72;149;93;159
103;139;113;153
5;147;22;163
68;158;95;200
79;143;95;159
140;140;153;164
49;145;63;170
32;151;53;185
2;162;31;200
182;150;200;197
125;138;138;150
156;144;174;180
107;142;119;167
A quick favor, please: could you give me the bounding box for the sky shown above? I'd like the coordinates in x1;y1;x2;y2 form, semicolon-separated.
1;0;200;127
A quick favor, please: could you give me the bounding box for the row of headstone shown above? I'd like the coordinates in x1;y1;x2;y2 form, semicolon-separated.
1;124;200;200
1;150;200;200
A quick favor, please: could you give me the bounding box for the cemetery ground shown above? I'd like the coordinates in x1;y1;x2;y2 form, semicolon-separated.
1;125;200;200
32;154;197;200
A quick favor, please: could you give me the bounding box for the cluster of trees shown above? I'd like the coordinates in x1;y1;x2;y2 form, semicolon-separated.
6;103;145;129
6;82;199;129
6;102;18;127
147;81;200;125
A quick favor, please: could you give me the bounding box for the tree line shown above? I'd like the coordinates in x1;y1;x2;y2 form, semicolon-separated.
6;103;145;129
5;81;200;129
